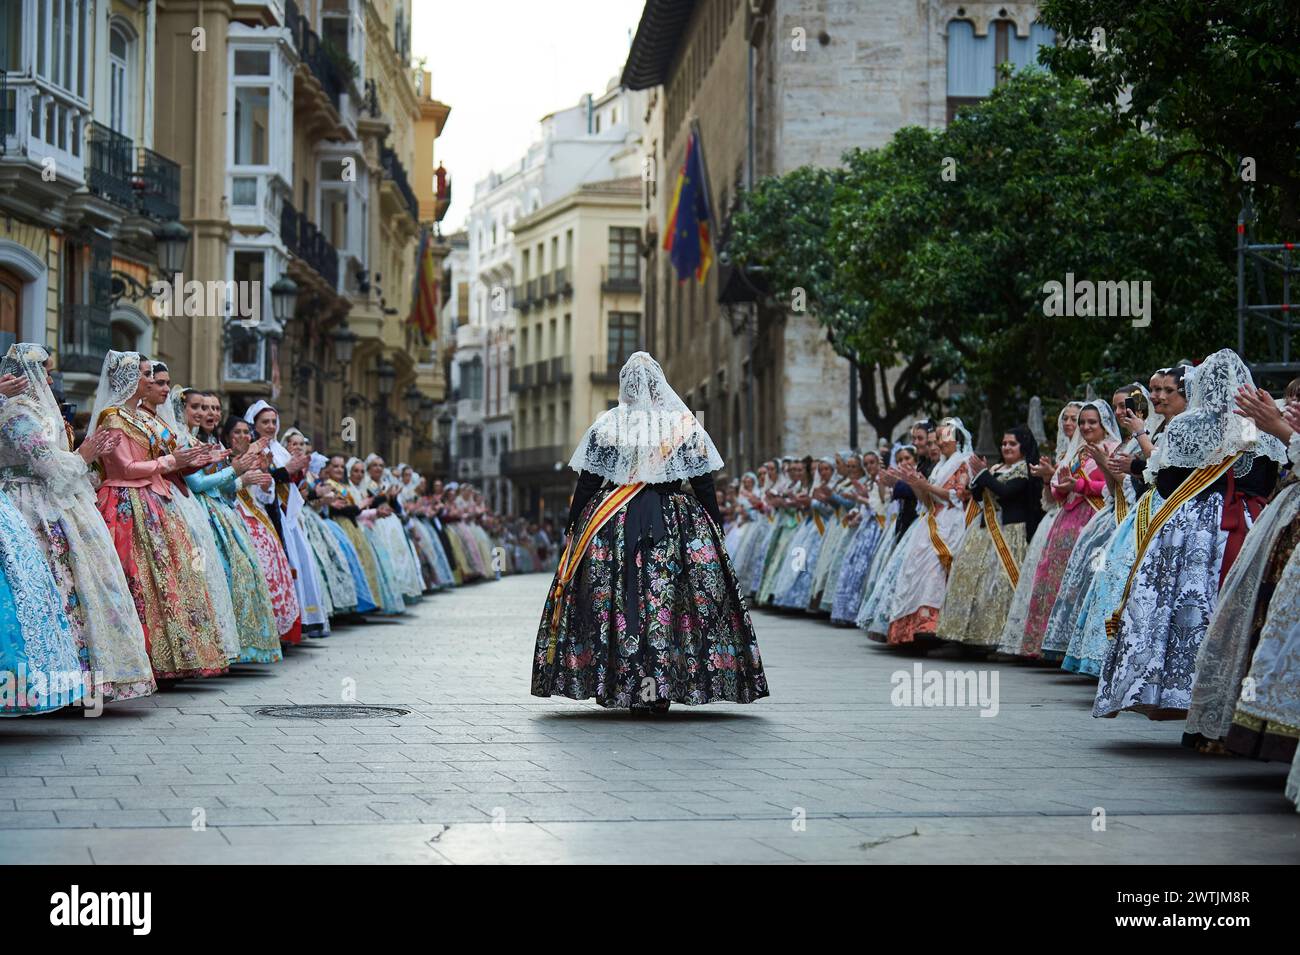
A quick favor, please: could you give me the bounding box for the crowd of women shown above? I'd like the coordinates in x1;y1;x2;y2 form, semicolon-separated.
722;347;1300;811
0;345;552;716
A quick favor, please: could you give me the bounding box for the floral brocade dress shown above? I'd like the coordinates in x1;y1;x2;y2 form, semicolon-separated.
533;483;769;707
0;404;154;701
230;484;302;644
94;407;228;679
1020;452;1110;657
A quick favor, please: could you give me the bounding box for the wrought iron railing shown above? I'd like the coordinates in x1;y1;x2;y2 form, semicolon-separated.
285;0;344;113
87;122;135;208
552;265;571;296
60;303;112;375
500;444;567;474
380;145;419;222
601;263;641;293
135;147;180;221
0;69;9;156
513;284;531;313
280;198;340;289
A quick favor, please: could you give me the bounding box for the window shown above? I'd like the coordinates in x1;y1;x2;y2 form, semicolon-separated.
608;227;639;281
607;312;639;368
108;23;131;134
946;19;1055;121
233;86;270;165
463;356;483;399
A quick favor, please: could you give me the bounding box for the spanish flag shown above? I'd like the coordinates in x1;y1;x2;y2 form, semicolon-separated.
409;228;439;339
663;128;714;284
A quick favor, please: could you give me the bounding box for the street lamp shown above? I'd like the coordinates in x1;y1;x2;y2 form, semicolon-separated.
153;220;190;276
403;384;423;417
376;359;396;397
418;397;436;426
331;323;357;366
437;409;453;443
270;275;299;324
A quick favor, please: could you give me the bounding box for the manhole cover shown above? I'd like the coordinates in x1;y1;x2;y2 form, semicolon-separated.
251;704;411;720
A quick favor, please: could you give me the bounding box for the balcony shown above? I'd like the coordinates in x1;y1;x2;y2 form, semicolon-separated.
539;272;553;300
552;265;571;297
590;355;621;384
380;145;420;224
135;148;181;222
508;363;535;393
87;122;135;209
0;79;88;215
549;355;572;384
501;444;567;477
513;283;531;313
602;264;641;294
526;278;539;304
535;359;551;387
59;303;112;375
285;0;344;112
280;198;340;289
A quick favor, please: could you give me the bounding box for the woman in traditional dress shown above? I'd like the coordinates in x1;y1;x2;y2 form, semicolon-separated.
406;481;459;589
169;388;282;664
833;448;901;626
90;351;228;679
1015;400;1120;659
246;402;331;636
532;352;768;711
857;446;929;639
281;428;358;618
883;418;976;646
1094;349;1285;720
819;453;878;615
0;482;84;715
996;402;1081;658
756;460;807;605
143;363;241;664
348;457;413;604
773;457;835;609
358;454;424;601
1042;384;1158;667
936;426;1043;649
1187;387;1300;754
729;465;772;585
0;344;154;702
738;462;774;597
316;454;383;613
220;415;302;644
807;455;852;609
1063;371;1189;677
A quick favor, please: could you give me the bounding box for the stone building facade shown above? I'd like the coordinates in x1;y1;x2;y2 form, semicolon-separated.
623;0;1051;468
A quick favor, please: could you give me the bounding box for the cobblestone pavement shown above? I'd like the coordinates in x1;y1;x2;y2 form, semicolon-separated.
1;572;1296;864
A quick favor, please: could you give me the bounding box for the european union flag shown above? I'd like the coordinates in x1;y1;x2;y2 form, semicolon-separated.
663;129;714;283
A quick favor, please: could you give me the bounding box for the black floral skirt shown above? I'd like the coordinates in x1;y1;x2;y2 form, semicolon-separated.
531;488;769;707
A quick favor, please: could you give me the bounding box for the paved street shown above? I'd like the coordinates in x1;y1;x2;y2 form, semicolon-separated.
1;572;1296;864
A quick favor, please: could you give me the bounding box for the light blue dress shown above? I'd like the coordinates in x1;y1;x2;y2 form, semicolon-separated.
323;518;378;613
1062;504;1140;676
0;488;83;715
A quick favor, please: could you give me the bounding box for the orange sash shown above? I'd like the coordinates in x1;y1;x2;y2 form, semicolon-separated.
547;482;646;661
1105;454;1240;639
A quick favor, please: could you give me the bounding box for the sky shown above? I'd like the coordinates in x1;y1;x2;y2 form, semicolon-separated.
412;0;648;232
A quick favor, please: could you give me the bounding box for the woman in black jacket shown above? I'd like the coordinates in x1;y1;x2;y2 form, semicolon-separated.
935;426;1043;650
531;352;769;713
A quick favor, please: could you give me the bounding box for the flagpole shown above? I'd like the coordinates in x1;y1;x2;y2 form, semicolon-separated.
689;117;720;244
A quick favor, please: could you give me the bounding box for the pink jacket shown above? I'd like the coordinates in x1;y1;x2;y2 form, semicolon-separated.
98;428;179;497
1051;454;1108;511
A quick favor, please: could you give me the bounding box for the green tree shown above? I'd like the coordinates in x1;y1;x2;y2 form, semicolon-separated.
1038;0;1300;231
728;70;1237;435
